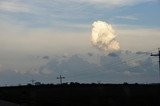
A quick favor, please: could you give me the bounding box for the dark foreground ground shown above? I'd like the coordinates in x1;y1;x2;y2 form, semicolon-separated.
0;100;19;106
0;83;160;106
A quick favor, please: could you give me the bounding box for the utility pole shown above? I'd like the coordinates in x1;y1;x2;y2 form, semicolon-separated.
151;48;160;81
30;79;35;85
57;75;65;84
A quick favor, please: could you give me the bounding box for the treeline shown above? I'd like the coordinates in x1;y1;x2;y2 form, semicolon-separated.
0;83;159;106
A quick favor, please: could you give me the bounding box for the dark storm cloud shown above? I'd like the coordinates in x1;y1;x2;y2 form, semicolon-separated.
108;53;119;57
42;56;50;60
136;51;150;55
87;52;93;56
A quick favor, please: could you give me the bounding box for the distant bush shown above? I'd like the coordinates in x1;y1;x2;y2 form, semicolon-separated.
123;82;128;85
35;82;41;86
70;82;80;85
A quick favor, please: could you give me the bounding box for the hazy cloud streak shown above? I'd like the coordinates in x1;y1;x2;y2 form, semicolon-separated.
0;0;32;13
115;15;138;20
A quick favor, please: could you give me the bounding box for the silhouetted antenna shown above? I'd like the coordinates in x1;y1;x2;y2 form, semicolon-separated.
151;48;160;81
57;75;65;84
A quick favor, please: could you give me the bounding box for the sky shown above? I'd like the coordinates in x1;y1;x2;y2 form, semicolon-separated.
0;0;160;85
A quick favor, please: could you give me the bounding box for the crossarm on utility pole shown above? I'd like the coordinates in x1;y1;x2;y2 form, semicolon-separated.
57;75;65;84
151;53;159;56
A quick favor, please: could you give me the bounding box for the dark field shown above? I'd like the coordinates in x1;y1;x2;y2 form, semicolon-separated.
0;83;160;106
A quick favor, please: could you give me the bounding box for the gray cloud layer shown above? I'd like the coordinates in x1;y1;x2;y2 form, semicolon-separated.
0;51;158;85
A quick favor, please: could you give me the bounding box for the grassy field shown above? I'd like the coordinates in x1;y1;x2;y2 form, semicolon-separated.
0;83;160;106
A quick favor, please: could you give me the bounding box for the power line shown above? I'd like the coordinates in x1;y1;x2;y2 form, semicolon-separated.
66;49;158;82
67;49;157;79
67;53;145;78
